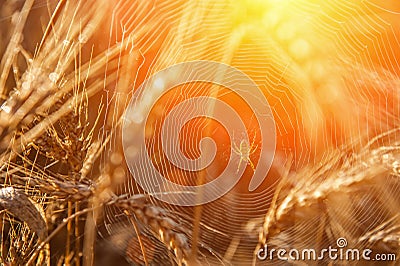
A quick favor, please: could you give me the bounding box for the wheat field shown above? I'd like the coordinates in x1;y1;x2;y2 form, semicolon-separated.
0;0;400;265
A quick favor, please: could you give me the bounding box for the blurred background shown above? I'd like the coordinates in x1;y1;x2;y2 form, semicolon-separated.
1;0;400;265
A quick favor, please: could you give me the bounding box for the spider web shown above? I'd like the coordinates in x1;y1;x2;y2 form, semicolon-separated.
96;0;400;265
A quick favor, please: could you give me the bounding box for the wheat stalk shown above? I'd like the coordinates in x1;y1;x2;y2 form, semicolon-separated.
358;214;400;252
114;195;193;265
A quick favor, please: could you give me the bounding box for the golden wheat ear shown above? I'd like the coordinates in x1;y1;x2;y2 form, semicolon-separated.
0;0;118;265
258;129;400;264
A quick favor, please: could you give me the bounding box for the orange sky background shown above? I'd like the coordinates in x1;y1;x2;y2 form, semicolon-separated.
106;0;400;193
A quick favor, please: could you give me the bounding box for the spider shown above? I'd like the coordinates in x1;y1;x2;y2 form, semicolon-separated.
231;133;258;173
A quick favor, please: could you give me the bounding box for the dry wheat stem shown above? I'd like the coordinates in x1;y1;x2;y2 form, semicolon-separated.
27;204;100;265
0;1;107;133
0;0;35;97
359;214;400;251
